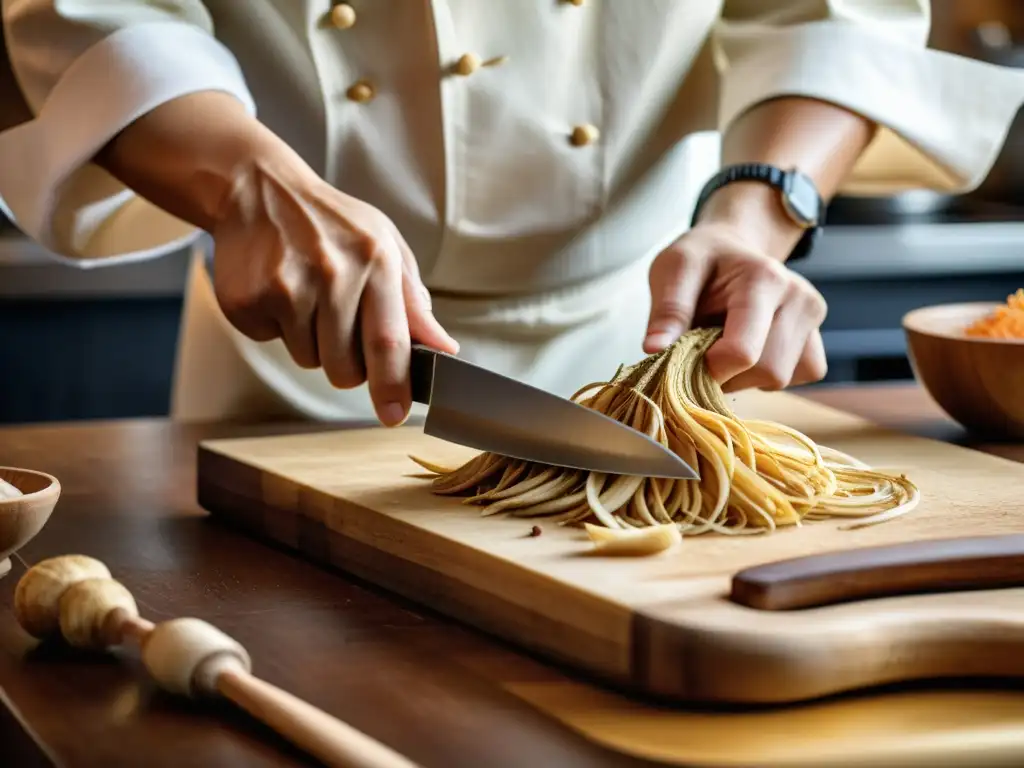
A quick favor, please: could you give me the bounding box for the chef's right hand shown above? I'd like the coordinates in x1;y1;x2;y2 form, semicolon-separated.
93;92;459;427
210;168;460;427
92;92;460;423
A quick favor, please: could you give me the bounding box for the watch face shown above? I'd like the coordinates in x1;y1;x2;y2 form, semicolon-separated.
783;171;821;227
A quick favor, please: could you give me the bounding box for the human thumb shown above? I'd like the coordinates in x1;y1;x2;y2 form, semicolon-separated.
643;247;706;353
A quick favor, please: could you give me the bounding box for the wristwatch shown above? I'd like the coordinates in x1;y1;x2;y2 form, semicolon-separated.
689;163;824;263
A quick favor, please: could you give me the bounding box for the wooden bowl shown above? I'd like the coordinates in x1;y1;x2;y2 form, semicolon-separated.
0;467;60;579
903;302;1024;439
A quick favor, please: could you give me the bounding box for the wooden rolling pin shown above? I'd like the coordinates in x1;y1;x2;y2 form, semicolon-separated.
13;555;419;768
731;533;1024;610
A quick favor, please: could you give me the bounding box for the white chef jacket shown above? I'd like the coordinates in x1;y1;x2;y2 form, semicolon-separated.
1;0;1023;422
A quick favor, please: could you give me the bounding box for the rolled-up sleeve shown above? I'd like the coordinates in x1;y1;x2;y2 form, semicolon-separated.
0;1;256;266
714;0;1024;195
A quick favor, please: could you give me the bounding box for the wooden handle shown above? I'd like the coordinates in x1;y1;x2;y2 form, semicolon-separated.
730;533;1024;611
212;662;420;768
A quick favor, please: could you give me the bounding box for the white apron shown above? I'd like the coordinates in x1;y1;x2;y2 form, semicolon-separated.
3;0;1024;423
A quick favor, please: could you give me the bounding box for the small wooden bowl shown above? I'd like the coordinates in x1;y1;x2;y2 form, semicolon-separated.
903;302;1024;439
0;468;60;579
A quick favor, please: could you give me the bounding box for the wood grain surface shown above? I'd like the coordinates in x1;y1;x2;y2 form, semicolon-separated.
1;418;645;768
5;383;1024;768
196;389;1024;707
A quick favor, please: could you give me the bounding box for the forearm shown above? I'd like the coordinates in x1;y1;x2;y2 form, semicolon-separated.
696;96;877;260
93;91;317;232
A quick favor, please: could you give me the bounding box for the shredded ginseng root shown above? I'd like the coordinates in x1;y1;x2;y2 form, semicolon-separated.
409;328;920;538
964;288;1024;339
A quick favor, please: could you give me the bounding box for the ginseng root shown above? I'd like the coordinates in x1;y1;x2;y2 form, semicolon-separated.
410;328;920;539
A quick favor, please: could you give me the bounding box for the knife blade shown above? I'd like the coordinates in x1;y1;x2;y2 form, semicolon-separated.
408;345;699;480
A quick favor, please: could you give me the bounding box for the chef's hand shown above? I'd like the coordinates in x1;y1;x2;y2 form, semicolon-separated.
643;220;828;392
92;92;458;428
211;168;460;426
642;92;877;391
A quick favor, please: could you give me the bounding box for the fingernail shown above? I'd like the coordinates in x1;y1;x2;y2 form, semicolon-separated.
380;402;408;427
438;328;460;354
420;285;432;310
645;332;672;349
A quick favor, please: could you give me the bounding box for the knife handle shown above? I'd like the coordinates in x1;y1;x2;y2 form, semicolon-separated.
730;533;1024;611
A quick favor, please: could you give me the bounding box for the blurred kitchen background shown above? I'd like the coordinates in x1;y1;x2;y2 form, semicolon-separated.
2;0;1024;424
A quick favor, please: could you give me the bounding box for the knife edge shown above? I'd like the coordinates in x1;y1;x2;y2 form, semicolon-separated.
408;345;699;480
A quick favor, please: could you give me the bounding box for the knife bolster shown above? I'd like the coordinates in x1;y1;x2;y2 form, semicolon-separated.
410;345;436;405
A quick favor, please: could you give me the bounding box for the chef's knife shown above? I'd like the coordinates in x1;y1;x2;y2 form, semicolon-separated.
409;345;699;480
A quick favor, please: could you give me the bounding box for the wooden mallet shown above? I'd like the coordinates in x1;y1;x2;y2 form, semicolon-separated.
13;555;419;768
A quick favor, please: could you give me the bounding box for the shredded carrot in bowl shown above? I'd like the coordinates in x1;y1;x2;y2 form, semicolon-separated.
964;289;1024;339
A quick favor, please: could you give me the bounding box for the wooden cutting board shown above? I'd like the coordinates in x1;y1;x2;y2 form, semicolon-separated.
196;390;1024;708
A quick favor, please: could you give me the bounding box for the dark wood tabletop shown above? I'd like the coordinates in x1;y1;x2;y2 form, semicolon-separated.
1;382;1019;768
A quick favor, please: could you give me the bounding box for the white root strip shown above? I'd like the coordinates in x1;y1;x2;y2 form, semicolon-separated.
408;328;921;552
584;523;682;556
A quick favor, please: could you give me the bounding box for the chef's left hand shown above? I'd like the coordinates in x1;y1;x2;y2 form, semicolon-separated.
643;220;828;392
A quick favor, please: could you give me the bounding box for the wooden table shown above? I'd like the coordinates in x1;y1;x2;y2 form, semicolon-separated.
0;382;1017;768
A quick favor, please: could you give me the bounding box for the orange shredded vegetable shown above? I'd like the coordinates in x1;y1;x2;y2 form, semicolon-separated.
964;289;1024;339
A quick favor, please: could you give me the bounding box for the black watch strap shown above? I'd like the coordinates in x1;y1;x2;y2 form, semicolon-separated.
690;163;823;263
